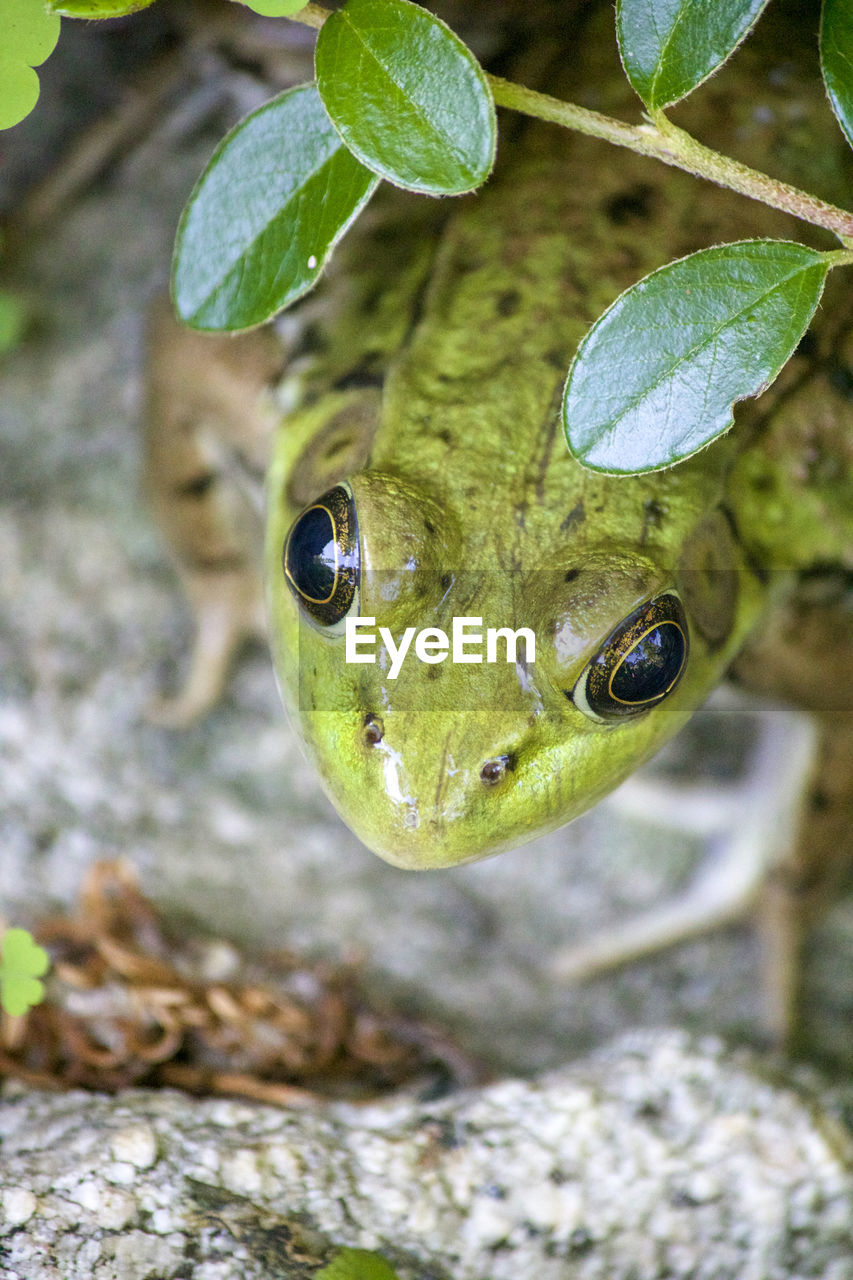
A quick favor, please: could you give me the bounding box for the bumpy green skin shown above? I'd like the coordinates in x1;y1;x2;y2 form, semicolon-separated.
265;6;853;869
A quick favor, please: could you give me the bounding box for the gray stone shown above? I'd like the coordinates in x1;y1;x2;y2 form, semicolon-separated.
1;1032;852;1280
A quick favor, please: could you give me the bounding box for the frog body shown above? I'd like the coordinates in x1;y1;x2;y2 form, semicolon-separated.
149;2;852;876
261;5;853;867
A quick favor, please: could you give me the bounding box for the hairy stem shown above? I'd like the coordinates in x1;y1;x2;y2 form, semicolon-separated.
489;78;853;246
286;4;853;246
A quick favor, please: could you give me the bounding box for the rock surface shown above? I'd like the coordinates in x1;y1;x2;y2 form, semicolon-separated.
2;1032;852;1280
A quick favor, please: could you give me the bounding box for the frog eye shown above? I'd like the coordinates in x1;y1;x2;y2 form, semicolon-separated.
283;483;359;627
572;592;688;723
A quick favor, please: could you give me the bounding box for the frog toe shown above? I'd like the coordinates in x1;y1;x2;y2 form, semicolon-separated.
147;572;266;728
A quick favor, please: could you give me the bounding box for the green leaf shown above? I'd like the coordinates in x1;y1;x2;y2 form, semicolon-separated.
563;240;828;474
315;0;496;195
241;0;307;14
0;928;49;1017
316;1247;401;1280
821;0;853;150
47;0;156;15
0;0;61;130
172;83;379;331
617;0;771;109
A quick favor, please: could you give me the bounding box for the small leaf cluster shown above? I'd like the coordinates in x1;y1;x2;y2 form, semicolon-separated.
172;0;495;330
0;0;61;131
566;0;853;472
39;0;853;476
0;927;49;1017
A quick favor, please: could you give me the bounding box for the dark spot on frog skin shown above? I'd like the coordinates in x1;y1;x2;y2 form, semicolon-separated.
287;321;326;361
829;362;853;400
796;565;853;604
453;253;485;277
643;498;666;527
174;472;216;500
435;428;453;445
796;327;819;359
717;503;770;584
331;365;385;392
603;184;655;224
545;349;567;371
640;497;666;544
322;434;355;460
440;574;453;592
564;567;580;582
496;289;522;317
560;501;585;532
424;518;435;534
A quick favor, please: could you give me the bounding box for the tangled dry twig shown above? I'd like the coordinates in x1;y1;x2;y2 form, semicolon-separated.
0;861;482;1105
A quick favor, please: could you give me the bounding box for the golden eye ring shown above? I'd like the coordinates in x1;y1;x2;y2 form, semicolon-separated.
283;483;359;627
572;592;689;723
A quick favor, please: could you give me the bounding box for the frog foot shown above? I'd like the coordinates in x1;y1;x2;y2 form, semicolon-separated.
550;703;820;1045
146;569;266;729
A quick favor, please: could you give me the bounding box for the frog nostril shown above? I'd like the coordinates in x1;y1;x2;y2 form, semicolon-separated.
363;714;384;746
480;755;513;786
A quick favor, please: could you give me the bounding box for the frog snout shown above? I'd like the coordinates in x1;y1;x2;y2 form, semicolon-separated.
349;713;530;867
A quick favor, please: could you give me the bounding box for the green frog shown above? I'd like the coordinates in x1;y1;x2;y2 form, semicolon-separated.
146;0;852;1037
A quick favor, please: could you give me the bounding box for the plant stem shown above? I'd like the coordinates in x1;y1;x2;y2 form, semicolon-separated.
827;248;853;268
285;4;853;246
294;3;327;29
488;77;853;246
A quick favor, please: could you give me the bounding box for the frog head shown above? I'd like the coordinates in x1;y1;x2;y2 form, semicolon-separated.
266;438;764;868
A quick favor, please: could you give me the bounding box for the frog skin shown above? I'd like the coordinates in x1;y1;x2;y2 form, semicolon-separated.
147;2;852;924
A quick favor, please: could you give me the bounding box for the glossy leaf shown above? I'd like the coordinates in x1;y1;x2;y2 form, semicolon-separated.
172;84;379;331
240;0;307;13
242;0;307;14
48;0;156;15
315;0;496;195
0;0;61;130
0;928;49;1017
821;0;853;150
617;0;770;109
563;241;828;474
316;1247;400;1280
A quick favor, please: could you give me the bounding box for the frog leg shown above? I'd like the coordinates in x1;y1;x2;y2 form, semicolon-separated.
144;295;284;726
550;701;818;1000
758;713;853;1044
553;583;853;1046
730;585;853;1044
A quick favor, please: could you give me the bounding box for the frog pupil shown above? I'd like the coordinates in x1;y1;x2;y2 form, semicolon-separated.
575;592;689;722
287;506;337;603
283;484;359;626
609;622;685;705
